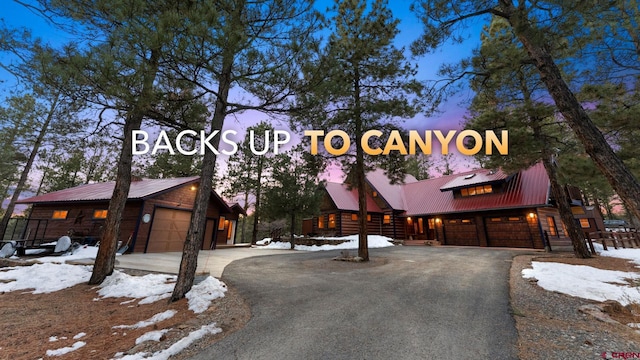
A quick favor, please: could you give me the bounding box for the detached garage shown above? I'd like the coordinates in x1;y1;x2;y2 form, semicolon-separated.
16;177;242;253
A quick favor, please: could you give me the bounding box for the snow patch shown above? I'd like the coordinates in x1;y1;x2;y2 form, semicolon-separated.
135;329;171;345
185;276;227;314
98;271;176;304
522;261;640;306
113;310;177;330
73;332;86;340
45;341;86;356
114;323;222;360
258;234;395;251
0;263;92;294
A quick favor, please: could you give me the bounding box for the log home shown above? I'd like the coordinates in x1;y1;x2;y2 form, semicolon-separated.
306;163;602;249
16;177;244;253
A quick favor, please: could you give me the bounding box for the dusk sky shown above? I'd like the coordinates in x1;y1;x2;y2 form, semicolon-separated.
1;1;486;183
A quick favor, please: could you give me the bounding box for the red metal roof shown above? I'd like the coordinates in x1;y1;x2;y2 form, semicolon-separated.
17;177;201;204
324;182;383;213
401;162;550;216
365;169;416;210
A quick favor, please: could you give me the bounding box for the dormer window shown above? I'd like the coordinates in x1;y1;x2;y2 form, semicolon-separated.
460;184;493;197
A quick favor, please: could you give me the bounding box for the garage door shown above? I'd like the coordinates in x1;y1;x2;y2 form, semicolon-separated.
443;219;479;246
484;216;533;248
147;208;191;252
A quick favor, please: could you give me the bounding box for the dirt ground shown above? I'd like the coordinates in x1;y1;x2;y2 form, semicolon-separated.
0;265;250;360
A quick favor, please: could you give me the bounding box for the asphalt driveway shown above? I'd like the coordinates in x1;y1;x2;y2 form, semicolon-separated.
190;246;523;360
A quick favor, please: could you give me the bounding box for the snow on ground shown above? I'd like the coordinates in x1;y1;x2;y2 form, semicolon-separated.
113;310;178;330
523;245;640;305
185;276;227;313
593;243;640;266
114;323;222;360
46;341;86;357
0;263;92;294
522;261;640;306
135;329;171;345
258;234;395;251
97;271;177;304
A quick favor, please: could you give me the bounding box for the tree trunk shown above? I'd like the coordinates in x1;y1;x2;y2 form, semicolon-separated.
251;157;264;245
0;93;59;238
171;40;234;302
353;66;369;261
502;0;640;224
290;213;295;250
241;192;249;243
541;156;591;258
89;49;160;285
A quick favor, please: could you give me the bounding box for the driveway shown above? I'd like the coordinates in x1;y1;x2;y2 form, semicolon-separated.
190;246;522;360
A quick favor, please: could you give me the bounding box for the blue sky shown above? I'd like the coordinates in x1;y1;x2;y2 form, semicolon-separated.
1;0;486;181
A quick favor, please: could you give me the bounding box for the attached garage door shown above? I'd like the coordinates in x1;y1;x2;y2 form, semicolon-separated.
147;208;191;252
443;219;479;246
484;216;533;248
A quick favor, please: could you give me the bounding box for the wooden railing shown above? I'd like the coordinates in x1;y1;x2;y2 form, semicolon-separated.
585;230;640;252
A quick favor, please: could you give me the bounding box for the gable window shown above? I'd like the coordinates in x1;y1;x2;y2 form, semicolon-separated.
52;210;68;219
547;216;558;236
383;214;391;225
351;213;358;221
372;191;378;197
318;216;324;229
328;214;336;228
460;184;493;197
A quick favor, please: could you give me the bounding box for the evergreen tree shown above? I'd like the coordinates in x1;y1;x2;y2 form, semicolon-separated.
411;0;640;223
262;145;325;249
465;17;590;258
222;121;276;245
295;0;428;261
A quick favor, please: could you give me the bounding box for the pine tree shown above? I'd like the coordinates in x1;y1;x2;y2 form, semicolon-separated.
411;0;640;223
294;0;428;261
262;145;325;249
465;17;590;258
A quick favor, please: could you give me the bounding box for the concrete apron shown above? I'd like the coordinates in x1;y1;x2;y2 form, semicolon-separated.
114;248;294;277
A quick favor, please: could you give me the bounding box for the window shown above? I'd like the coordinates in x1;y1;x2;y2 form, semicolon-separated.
218;216;226;230
449;219;458;224
52;210;68;219
428;218;435;229
372;191;378;197
93;209;108;219
547;216;558;236
460;185;493;197
383;214;391;225
490;217;502;222
418;218;424;234
328;214;336;228
367;214;372;222
508;217;521;222
318;216;324;229
579;218;590;229
351;213;358;221
461;219;472;224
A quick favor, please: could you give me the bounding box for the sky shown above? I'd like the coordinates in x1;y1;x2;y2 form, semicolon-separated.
0;0;486;185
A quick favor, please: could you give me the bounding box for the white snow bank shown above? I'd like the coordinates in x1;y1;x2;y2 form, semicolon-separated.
98;271;176;304
258;234;395;251
36;245;102;263
0;263;92;294
522;261;640;305
114;323;222;360
113;310;177;330
185;276;227;313
46;341;86;356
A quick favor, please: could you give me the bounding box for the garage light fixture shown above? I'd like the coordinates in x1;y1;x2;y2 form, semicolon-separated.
528;212;536;219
